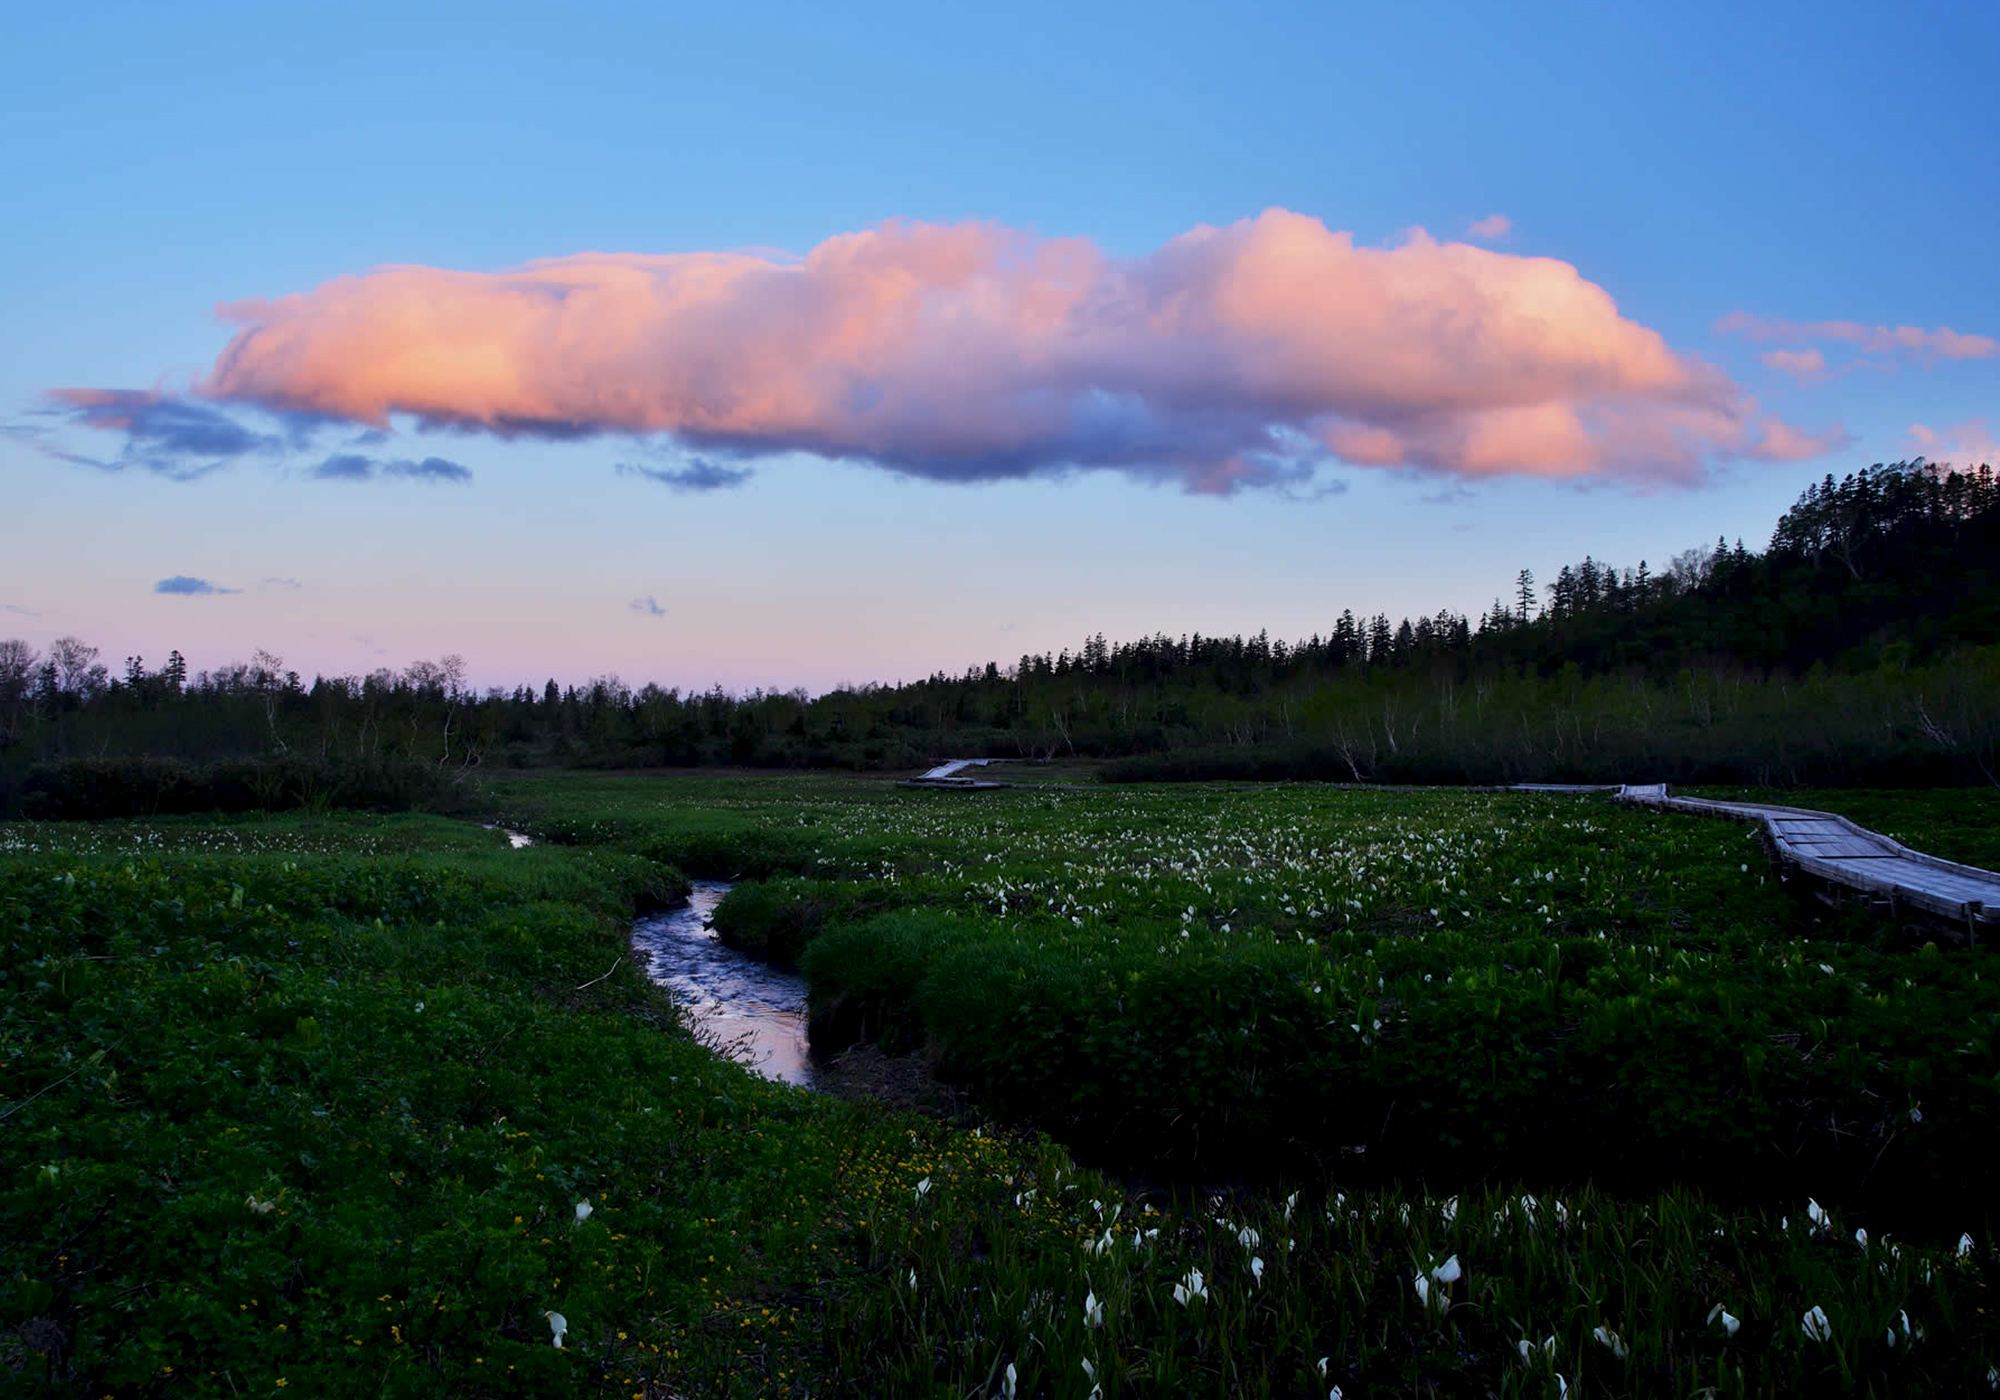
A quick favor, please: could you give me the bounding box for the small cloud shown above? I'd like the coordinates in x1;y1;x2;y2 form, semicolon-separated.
1909;418;1998;465
1760;347;1826;380
1420;482;1479;506
1466;213;1512;240
1717;312;1997;363
629;595;667;617
384;455;473;483
36;389;281;480
154;575;240;596
261;576;303;591
2;603;40;617
618;459;754;492
310;453;472;483
312;453;376;480
1747;416;1852;462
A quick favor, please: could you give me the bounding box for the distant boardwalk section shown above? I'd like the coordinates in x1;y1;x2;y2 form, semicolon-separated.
1616;783;2000;939
899;759;1010;790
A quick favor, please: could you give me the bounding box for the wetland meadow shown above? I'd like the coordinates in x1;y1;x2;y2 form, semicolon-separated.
5;772;1997;1396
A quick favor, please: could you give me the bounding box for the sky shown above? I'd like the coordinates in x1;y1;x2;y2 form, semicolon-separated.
5;0;1996;694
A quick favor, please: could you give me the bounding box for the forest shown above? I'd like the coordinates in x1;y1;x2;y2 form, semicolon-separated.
4;458;1996;815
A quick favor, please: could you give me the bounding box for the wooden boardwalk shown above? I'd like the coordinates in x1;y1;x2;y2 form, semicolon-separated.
1614;783;2000;938
898;759;1010;791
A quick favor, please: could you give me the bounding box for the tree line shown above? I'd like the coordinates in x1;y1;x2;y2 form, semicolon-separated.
3;458;1996;812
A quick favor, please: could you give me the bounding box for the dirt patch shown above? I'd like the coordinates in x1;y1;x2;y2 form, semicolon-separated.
812;1043;974;1120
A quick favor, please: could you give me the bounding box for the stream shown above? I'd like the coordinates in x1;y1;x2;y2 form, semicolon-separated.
629;882;817;1088
490;824;816;1086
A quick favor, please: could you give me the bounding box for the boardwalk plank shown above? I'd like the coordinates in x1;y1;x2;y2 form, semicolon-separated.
1607;784;2000;934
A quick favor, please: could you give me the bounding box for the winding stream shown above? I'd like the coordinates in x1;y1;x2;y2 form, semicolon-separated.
629;882;817;1088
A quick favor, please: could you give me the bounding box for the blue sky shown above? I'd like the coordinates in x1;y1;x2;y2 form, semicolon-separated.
4;0;1995;692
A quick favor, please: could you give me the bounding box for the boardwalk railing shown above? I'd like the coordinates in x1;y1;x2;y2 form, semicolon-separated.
1615;783;2000;939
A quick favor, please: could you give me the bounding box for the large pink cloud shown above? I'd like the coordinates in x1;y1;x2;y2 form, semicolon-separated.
164;210;1833;490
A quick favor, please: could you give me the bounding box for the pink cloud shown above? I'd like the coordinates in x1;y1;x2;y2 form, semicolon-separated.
1747;416;1852;461
1466;213;1512;240
79;210;1837;491
1760;347;1826;379
1718;311;1998;362
1908;418;1998;465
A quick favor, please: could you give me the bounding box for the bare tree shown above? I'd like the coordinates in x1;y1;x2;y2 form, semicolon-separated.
0;639;38;743
249;649;290;753
48;636;109;702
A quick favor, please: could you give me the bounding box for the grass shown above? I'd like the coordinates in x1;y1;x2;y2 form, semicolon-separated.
5;782;1999;1395
501;775;2000;1214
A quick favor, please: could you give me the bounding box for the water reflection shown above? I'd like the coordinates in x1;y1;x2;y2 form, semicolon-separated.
630;881;816;1088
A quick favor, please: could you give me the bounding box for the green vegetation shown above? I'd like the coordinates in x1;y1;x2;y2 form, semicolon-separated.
7;777;1999;1395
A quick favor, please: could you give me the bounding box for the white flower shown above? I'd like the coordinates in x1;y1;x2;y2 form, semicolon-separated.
545;1310;568;1348
1171;1267;1206;1305
1249;1256;1264;1286
1237;1226;1261;1250
1807;1198;1828;1229
575;1201;593;1223
1592;1324;1627;1359
1084;1290;1103;1327
1854;1226;1867;1248
1412;1275;1431;1306
1706;1304;1740;1338
1960;1232;1978;1259
1801;1305;1832;1343
1000;1361;1017;1400
1431;1254;1462;1284
245;1194;275;1216
1316;1357;1328;1378
915;1176;932;1199
1910;1106;1924;1123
